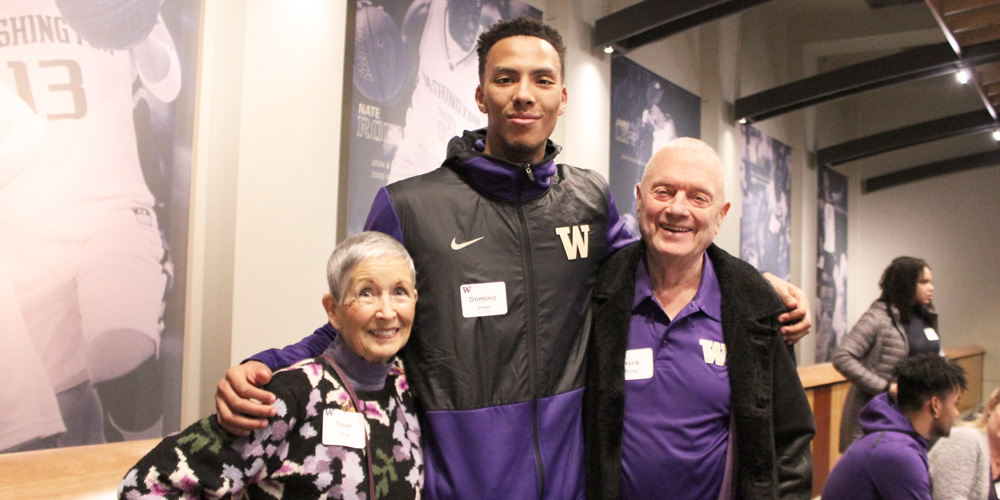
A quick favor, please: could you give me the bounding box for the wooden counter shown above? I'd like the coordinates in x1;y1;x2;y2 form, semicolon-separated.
0;438;158;500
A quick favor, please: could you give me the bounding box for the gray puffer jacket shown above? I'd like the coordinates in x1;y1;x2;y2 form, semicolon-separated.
832;300;911;452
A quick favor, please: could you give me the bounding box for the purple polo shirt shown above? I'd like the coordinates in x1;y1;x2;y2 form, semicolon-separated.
621;252;730;500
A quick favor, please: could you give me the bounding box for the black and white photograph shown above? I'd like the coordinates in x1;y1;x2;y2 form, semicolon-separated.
0;0;200;452
608;56;700;237
345;0;541;235
739;124;791;280
815;165;848;362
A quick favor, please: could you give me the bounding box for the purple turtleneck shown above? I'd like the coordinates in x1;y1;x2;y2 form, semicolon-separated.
322;333;392;393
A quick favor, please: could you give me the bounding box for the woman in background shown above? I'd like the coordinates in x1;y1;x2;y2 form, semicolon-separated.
833;256;940;451
929;386;1000;500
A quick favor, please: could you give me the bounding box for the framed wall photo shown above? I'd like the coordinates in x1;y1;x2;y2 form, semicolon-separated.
739;124;792;280
342;0;542;236
0;0;201;451
815;166;848;362
609;56;700;237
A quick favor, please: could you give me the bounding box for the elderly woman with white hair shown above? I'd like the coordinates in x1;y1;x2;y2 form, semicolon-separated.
119;231;422;499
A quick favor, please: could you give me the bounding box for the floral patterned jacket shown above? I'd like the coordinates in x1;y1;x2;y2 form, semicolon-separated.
119;354;422;499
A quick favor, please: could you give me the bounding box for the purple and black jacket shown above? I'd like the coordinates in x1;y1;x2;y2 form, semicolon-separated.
252;129;635;499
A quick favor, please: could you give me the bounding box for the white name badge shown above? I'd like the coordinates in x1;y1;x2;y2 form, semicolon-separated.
624;348;653;381
924;327;939;341
460;282;508;318
322;409;366;449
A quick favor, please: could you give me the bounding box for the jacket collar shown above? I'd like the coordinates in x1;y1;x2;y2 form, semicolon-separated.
597;242;786;320
444;129;562;202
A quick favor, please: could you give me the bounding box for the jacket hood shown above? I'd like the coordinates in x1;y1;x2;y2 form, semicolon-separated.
444;129;562;202
859;393;929;447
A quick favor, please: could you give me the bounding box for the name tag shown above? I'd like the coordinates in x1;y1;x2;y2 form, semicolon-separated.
924;327;939;341
460;282;508;318
322;409;366;449
624;348;653;381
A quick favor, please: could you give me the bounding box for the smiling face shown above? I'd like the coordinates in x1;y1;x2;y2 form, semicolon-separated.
475;35;567;165
324;257;416;365
914;266;934;305
636;139;730;268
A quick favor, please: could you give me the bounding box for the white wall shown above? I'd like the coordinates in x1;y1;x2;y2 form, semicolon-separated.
228;1;343;363
185;0;346;422
854;167;1000;392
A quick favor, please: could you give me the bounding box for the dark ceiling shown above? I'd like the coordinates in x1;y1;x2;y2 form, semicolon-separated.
593;0;1000;192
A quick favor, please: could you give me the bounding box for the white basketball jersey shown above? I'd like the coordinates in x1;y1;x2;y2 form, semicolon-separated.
387;0;485;183
0;0;153;237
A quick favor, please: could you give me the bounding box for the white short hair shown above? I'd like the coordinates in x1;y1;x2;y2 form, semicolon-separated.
326;231;415;302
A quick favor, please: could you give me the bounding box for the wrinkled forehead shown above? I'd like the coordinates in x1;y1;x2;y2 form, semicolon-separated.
643;146;725;194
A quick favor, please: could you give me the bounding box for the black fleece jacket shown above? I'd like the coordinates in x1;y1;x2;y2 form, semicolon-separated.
583;241;815;499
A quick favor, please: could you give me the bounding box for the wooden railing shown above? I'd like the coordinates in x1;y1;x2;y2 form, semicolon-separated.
798;344;985;497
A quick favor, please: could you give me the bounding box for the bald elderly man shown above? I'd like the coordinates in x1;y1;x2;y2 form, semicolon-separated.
584;138;815;500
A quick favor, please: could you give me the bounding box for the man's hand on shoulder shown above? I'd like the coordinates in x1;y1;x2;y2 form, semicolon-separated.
214;360;277;436
762;272;812;345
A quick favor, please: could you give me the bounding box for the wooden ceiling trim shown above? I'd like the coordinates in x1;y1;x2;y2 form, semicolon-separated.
956;25;1000;47
976;65;1000;83
969;74;1000;119
985;81;1000;98
926;0;965;54
944;5;1000;34
932;0;1000;16
933;0;997;16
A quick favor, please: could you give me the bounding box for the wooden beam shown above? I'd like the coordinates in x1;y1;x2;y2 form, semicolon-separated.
864;149;1000;192
593;0;773;51
818;110;995;166
736;43;961;122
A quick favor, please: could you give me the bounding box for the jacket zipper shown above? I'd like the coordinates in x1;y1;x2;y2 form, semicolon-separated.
517;167;545;498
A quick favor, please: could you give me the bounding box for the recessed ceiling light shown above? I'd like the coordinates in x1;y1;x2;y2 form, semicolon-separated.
604;46;614;54
992;129;1000;141
956;69;971;84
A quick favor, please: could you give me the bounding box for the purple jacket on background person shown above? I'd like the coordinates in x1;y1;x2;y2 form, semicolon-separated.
822;393;933;500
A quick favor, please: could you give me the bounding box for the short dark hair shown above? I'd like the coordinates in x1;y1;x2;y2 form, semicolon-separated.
894;353;967;412
476;16;566;81
879;256;929;324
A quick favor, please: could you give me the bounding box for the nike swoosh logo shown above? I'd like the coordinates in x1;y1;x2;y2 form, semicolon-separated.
450;236;484;250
